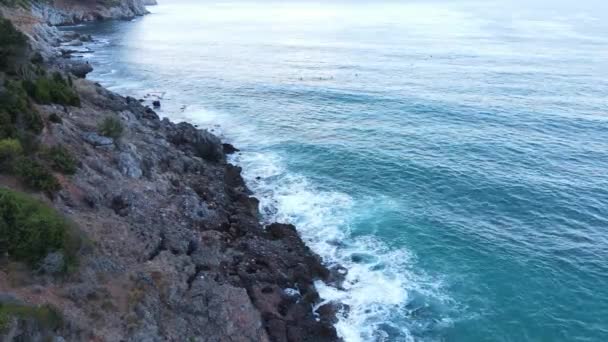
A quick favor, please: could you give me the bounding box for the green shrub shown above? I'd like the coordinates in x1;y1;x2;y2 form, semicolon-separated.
0;138;22;157
49;72;80;106
48;113;62;124
0;188;68;265
98;115;124;139
0;138;22;170
16;131;39;154
13;157;60;193
0;80;29;120
30;52;43;65
44;145;77;174
23;109;43;133
0;308;8;332
0;18;27;70
0;111;16;139
0;303;62;333
0;80;46;136
27;77;51;104
24;75;80;107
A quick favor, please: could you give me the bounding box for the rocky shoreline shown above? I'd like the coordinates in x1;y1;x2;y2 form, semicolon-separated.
0;2;340;341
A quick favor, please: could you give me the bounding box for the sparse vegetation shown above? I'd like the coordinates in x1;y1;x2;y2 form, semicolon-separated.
0;80;29;120
0;80;43;134
0;138;22;170
0;188;69;265
0;17;27;71
44;145;77;174
0;19;81;194
23;107;43;133
0;111;17;139
13;157;60;193
16;131;39;154
30;52;43;65
0;302;63;333
98;115;124;139
24;73;80;107
48;112;62;124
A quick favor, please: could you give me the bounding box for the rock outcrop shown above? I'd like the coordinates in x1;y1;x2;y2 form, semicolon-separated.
32;0;149;26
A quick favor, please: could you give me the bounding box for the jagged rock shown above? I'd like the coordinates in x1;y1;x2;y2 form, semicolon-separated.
117;151;143;179
164;121;224;162
222;143;240;154
186;278;270;342
68;61;93;78
109;191;136;216
79;34;93;42
82;132;114;147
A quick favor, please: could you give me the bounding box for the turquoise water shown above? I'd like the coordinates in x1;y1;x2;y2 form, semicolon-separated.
71;0;608;340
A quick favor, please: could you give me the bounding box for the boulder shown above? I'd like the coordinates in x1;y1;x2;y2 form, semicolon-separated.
186;278;270;342
222;143;240;154
164;122;224;162
117;152;143;179
68;61;93;78
82;132;114;147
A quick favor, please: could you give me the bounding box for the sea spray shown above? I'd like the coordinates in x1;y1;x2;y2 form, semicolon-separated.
177;106;449;341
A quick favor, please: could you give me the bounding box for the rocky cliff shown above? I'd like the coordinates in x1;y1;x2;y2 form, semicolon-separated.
0;4;340;342
27;0;148;26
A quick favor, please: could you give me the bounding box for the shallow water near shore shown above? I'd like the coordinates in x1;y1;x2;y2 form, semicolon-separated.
69;0;608;340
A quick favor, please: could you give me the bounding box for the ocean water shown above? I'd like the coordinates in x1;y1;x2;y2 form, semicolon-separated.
69;0;608;340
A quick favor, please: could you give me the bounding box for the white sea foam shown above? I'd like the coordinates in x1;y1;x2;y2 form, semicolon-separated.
181;107;451;341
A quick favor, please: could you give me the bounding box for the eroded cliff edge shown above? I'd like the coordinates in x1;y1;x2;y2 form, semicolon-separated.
0;3;339;341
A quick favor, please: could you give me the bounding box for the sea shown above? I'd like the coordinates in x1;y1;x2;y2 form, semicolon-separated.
68;0;608;340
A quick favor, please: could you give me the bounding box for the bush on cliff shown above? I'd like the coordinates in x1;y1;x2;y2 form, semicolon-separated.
13;157;60;193
0;80;29;120
0;308;7;332
0;80;43;134
98;115;124;139
0;302;63;333
48;112;62;124
0;17;27;71
16;130;39;154
0;138;22;170
0;188;69;265
0;111;17;139
44;145;77;174
24;74;80;107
